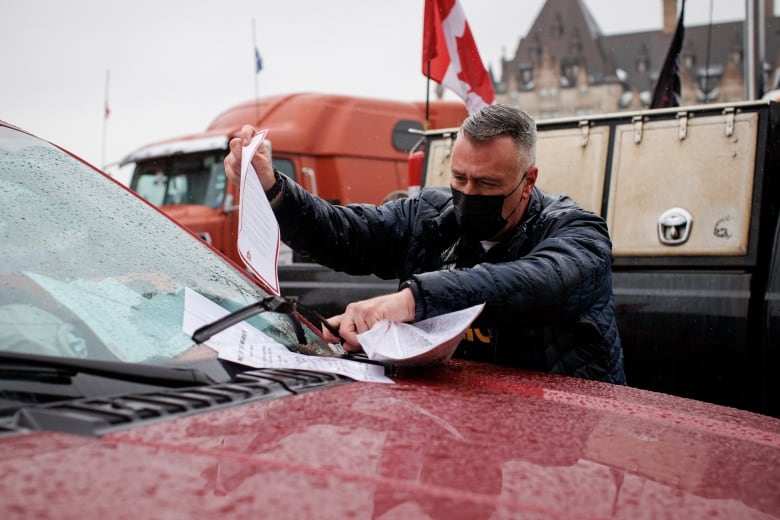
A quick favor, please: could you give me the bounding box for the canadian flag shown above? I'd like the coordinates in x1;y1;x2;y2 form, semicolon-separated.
422;0;494;114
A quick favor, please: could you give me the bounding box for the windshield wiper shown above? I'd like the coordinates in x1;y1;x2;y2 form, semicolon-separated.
0;351;215;387
192;295;342;345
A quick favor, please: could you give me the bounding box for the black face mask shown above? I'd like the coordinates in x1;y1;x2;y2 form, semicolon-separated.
451;175;525;240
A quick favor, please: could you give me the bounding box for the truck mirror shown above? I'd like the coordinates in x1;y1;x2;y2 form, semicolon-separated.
407;150;424;198
223;194;239;213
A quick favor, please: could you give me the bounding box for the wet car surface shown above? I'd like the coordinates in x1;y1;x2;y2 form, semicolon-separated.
3;362;780;518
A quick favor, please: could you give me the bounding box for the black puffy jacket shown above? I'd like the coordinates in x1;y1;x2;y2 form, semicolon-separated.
273;178;625;384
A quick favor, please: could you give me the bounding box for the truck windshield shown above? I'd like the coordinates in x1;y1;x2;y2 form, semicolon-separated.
131;154;297;209
131;152;226;208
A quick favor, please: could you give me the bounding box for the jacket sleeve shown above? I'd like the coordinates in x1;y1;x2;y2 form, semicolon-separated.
271;176;412;279
410;203;615;327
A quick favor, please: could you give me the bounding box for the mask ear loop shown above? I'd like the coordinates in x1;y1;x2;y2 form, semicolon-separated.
505;169;529;199
502;170;529;221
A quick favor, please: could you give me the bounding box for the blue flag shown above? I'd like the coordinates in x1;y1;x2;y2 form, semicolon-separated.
254;47;263;74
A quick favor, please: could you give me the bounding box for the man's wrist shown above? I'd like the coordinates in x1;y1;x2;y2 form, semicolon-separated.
265;169;284;201
399;279;420;322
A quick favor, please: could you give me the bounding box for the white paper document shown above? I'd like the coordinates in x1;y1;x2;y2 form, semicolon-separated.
237;128;281;295
25;272;187;362
357;303;485;366
182;288;394;384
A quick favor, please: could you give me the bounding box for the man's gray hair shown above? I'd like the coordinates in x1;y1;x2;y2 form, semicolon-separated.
459;104;537;164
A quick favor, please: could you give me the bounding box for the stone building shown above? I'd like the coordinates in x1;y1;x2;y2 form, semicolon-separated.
491;0;779;119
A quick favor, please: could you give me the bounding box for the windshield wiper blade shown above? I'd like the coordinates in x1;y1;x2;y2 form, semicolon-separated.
192;295;343;346
0;352;215;387
0;363;76;384
192;296;303;344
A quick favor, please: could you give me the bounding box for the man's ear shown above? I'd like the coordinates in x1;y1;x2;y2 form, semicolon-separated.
523;165;539;197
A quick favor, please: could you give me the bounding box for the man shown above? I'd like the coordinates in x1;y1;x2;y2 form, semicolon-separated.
224;104;625;384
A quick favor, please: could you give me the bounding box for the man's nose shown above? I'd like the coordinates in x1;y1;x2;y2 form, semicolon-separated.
461;179;480;195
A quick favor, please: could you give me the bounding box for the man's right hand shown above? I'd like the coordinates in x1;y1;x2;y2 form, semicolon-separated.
322;289;416;351
224;124;275;190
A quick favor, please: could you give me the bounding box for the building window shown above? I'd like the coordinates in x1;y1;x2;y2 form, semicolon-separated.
684;52;695;69
729;35;743;64
569;31;582;55
636;44;650;74
551;13;564;39
560;58;580;87
683;41;696;69
528;34;542;66
517;65;534;90
696;66;722;102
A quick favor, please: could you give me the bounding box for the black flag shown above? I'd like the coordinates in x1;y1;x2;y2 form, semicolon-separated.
651;0;686;108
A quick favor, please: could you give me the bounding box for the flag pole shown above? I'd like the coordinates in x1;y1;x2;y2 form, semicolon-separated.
425;61;431;130
101;69;110;168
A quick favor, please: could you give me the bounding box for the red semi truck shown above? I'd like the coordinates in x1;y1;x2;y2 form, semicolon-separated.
120;92;468;264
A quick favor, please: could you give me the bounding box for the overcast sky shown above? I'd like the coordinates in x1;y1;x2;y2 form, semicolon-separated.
1;0;758;171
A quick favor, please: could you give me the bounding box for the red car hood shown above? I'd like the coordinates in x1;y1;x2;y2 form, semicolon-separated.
2;361;778;518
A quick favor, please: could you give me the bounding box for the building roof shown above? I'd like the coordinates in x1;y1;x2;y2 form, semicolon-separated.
500;0;780;95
